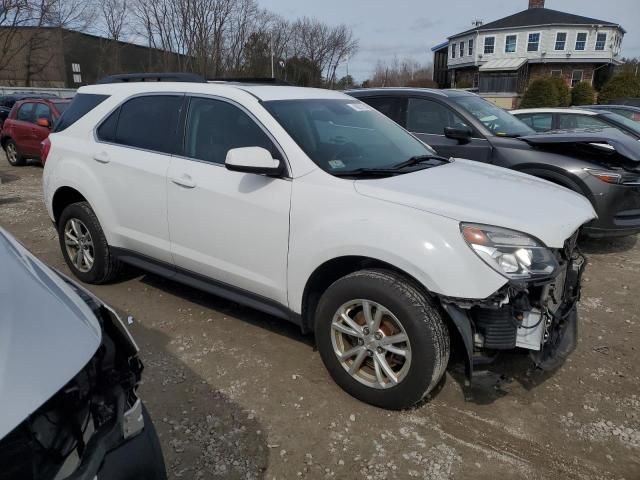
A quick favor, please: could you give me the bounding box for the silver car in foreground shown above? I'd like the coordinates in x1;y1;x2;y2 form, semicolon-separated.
0;227;166;479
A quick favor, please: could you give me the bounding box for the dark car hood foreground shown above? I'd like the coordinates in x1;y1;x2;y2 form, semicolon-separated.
0;228;101;439
520;128;640;167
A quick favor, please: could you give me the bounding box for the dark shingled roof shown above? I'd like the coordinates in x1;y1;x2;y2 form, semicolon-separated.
450;8;623;38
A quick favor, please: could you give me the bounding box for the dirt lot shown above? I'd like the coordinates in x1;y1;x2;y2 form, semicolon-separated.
1;157;639;480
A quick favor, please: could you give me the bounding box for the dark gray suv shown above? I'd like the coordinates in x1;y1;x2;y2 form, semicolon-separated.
347;88;640;238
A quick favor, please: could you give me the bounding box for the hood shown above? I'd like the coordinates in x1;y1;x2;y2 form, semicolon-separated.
354;159;596;248
0;228;101;439
520;128;640;164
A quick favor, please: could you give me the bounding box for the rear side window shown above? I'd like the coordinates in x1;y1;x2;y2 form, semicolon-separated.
53;93;109;132
17;103;35;122
104;95;183;154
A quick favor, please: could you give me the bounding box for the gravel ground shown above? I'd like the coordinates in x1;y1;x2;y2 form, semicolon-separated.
1;157;639;480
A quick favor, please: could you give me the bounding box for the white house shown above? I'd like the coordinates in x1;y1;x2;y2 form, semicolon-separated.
442;0;625;108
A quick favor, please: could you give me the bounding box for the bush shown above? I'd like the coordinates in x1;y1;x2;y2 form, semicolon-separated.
550;76;571;106
598;72;640;104
520;78;560;108
571;81;595;105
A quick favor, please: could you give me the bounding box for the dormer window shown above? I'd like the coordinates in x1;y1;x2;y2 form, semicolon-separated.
595;32;607;51
555;32;567;51
527;33;540;52
484;36;495;54
575;32;587;51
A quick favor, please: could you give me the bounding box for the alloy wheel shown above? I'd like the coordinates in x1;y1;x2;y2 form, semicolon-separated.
6;143;17;163
331;299;412;389
64;218;95;273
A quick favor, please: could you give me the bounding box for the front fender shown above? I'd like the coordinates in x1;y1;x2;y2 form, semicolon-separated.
287;172;506;314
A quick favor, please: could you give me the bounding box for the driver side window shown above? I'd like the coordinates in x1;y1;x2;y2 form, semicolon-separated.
406;98;469;135
184;97;279;165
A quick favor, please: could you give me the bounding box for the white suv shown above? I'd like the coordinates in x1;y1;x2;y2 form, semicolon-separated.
43;75;596;409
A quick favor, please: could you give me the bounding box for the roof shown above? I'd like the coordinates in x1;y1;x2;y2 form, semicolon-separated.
79;81;349;102
479;58;528;72
431;41;449;52
450;7;624;38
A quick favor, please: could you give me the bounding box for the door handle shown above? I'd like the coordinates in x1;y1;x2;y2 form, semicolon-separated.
93;152;110;164
171;174;196;189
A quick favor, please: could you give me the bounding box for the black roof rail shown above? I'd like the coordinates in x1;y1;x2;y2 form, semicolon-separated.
97;73;206;84
208;77;292;86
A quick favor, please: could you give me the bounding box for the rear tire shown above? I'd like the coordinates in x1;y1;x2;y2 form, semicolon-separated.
4;139;25;166
315;269;450;410
58;201;122;284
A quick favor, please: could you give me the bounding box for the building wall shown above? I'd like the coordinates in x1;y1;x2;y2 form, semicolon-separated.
528;62;596;86
448;25;623;69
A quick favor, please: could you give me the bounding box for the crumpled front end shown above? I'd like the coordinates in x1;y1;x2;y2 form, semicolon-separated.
441;230;585;378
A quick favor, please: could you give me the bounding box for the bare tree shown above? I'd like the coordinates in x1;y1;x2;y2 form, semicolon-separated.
100;0;128;41
366;57;435;88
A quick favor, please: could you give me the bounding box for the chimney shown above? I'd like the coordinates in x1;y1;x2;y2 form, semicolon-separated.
528;0;545;7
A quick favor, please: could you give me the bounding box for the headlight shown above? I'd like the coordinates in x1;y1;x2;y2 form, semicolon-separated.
460;223;558;280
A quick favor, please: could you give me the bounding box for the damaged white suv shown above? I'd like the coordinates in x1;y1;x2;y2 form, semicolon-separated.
43;74;596;409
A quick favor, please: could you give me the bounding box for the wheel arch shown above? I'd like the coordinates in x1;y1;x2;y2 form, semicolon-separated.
512;164;593;201
300;255;466;373
52;186;88;226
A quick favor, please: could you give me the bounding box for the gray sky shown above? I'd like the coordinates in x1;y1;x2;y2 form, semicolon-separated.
260;0;640;81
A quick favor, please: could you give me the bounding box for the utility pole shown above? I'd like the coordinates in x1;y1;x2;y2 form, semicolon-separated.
270;32;275;79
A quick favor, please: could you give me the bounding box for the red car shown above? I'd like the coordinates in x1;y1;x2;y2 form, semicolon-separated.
1;97;70;166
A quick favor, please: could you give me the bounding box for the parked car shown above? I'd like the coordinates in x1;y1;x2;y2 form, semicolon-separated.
0;92;58;128
511;107;640;139
576;104;640;122
347;88;640;238
41;74;596;409
1;97;70;166
0;227;167;479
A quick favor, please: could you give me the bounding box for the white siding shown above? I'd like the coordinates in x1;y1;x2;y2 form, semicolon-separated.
448;25;623;68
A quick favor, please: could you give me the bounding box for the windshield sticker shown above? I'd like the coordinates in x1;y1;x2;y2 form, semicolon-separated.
347;103;372;112
328;160;346;169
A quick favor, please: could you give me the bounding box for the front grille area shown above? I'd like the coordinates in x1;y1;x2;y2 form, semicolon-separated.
614;209;640;227
473;308;518;350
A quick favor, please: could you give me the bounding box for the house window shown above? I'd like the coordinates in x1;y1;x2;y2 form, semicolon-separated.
484;36;495;54
551;69;562;77
575;33;587;51
595;32;607;51
451;44;456;58
468;39;474;56
72;63;81;73
555;32;567;51
527;33;540;52
460;41;464;57
571;70;583;87
505;35;517;53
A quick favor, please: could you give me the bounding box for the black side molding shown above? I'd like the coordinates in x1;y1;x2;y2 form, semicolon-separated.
111;247;302;327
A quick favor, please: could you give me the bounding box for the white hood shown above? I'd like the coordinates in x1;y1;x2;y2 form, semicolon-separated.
354;159;596;248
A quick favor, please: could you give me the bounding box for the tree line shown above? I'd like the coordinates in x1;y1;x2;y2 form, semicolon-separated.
0;0;359;87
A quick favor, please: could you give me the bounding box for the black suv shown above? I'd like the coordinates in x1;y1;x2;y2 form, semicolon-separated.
347;88;640;238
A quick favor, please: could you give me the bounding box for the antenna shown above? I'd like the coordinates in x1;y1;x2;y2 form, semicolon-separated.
472;19;483;27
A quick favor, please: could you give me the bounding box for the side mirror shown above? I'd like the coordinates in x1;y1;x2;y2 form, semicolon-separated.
444;126;472;144
36;117;50;128
225;147;283;176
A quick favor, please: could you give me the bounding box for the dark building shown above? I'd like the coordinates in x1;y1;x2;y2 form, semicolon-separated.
0;27;191;88
431;41;451;88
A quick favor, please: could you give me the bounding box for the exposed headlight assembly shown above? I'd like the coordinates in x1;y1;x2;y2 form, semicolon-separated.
461;223;558;280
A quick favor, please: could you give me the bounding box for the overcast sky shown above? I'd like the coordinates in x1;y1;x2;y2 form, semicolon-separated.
260;0;640;81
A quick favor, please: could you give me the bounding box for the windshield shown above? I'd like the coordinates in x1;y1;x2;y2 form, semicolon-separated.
451;95;534;137
602;112;640;136
263;99;439;174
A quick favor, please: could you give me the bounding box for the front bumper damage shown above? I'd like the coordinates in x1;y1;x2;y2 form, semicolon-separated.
441;235;586;380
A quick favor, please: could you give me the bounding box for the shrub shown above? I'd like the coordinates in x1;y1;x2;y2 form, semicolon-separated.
571;81;595;105
520;78;560;108
598;72;640;104
550;76;571;106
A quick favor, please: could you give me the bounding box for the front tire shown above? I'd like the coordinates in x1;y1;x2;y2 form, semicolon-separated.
58;202;122;284
315;269;450;409
4;139;25;166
